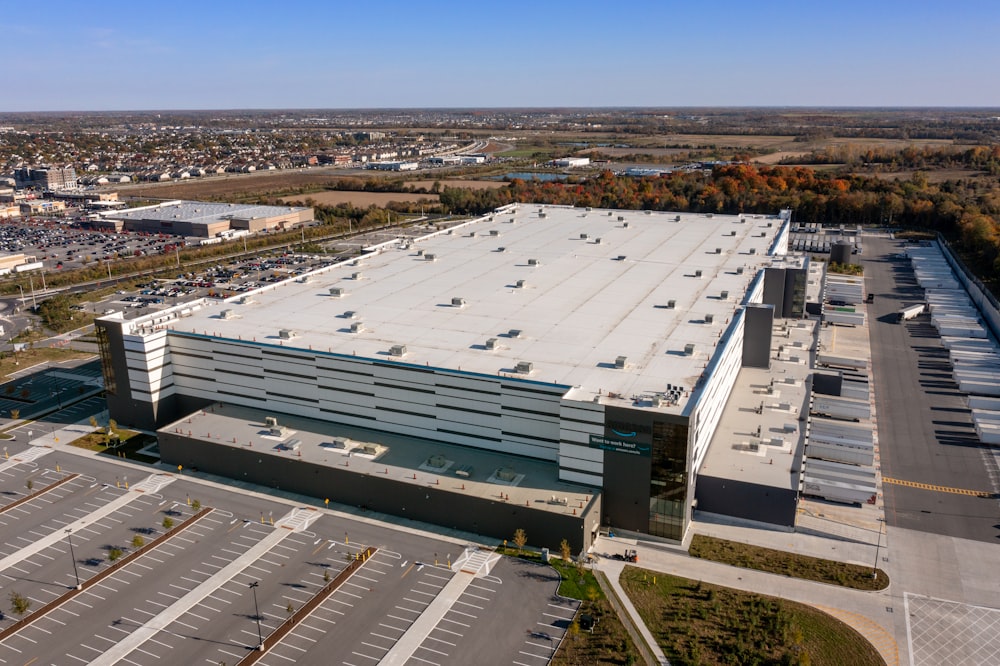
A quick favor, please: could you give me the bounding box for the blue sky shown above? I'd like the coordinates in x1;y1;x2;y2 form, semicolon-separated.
3;0;998;111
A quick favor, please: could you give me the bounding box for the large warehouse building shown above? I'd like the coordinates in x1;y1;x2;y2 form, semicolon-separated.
96;204;799;550
96;200;313;237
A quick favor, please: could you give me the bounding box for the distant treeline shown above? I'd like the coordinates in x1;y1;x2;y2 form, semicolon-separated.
437;166;1000;287
781;145;1000;174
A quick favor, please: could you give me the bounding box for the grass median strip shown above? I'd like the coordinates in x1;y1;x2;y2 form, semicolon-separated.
689;534;889;591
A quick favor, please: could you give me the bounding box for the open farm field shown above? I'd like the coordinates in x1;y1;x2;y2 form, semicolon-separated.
116;168;380;200
866;168;989;182
404;179;508;190
281;190;440;207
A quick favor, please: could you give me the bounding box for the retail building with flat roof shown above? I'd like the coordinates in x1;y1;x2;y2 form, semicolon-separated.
97;204;800;548
98;200;313;236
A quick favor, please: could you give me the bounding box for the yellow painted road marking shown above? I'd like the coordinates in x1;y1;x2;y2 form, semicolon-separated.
401;562;415;579
882;477;994;498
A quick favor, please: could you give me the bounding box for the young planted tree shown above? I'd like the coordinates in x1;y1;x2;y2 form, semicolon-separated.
132;535;145;549
560;538;573;562
513;528;527;554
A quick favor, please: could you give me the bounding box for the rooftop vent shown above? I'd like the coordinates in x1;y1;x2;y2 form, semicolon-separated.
425;253;436;262
694;269;703;278
514;361;533;374
616;255;627;261
389;344;406;357
615;355;627;369
329;287;345;297
496;246;506;253
451;297;466;307
704;314;714;324
515;279;526;288
349;321;363;333
489;229;499;236
508;328;522;338
684;343;695;355
485;337;498;350
279;329;297;339
528;258;539;266
580;233;589;240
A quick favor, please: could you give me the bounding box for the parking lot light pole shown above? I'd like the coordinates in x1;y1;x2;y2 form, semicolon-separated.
65;529;81;590
872;518;884;579
249;581;263;651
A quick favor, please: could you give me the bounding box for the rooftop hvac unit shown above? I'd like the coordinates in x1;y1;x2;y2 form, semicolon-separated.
730;230;737;236
485;337;498;350
615;355;627;369
767;222;773;227
298;275;311;283
515;279;526;288
715;247;722;254
594;237;602;244
704;314;714;324
425;253;436;261
675;215;681;222
349;321;363;333
265;416;278;427
684;343;695;355
220;309;235;320
489;229;499;236
720;290;729;299
580;233;589;240
694;270;703;278
616;255;627;261
416;249;424;256
496;246;506;252
749;248;757;254
736;266;744;275
618;215;625;222
389;344;406;357
451;297;466;307
515;361;533;374
528;258;539;266
538;212;547;218
508;328;522;338
667;299;676;309
608;211;614;216
329;287;345;297
586;207;592;212
645;210;652;215
239;296;253;304
623;222;630;228
279;329;296;339
343;310;356;319
352;272;363;280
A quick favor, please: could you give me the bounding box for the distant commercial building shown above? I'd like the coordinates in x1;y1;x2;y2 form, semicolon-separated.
551;157;590;168
19;200;66;215
96;200;314;237
96;204;796;550
367;161;418;171
14;167;78;190
49;190;119;204
0;205;20;220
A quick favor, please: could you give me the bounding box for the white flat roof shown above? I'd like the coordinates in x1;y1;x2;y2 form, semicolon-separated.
138;205;787;412
107;200;307;224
